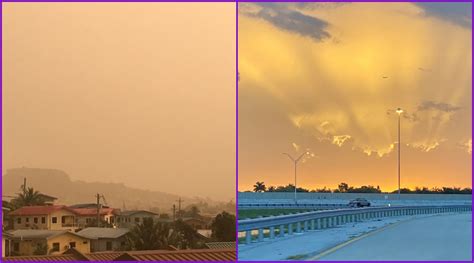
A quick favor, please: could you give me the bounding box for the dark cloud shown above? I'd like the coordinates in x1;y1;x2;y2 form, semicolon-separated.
294;2;348;10
251;3;331;41
415;2;472;28
417;101;462;113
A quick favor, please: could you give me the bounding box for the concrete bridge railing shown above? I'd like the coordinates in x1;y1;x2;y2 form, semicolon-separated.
238;205;472;244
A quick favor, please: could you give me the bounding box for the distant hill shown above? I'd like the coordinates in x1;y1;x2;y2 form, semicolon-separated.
2;168;232;215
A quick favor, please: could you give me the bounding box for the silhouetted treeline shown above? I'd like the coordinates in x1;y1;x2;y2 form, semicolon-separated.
392;187;472;195
251;182;472;194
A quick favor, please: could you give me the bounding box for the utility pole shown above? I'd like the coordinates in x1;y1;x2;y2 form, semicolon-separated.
396;108;403;200
283;152;310;204
96;193;101;227
23;178;27;193
172;204;176;221
176;198;184;218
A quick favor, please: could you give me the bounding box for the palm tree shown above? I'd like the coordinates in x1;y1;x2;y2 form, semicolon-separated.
11;187;45;208
126;218;170;250
253;182;266;192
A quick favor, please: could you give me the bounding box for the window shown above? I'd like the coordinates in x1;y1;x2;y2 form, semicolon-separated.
61;217;66;224
52;217;57;224
106;241;112;251
26;217;29;223
17;218;21;224
52;243;60;252
83;241;88;244
13;242;19;252
34;217;38;224
41;217;46;224
134;217;140;223
69;242;76;248
86;218;91;223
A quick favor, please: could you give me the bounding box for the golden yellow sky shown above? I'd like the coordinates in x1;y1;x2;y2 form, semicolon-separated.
2;3;236;200
239;2;472;191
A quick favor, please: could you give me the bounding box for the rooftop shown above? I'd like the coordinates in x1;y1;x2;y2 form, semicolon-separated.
3;248;236;261
114;248;236;261
8;205;75;216
205;242;236;250
76;227;130;239
6;229;85;240
71;207;117;216
119;210;158;216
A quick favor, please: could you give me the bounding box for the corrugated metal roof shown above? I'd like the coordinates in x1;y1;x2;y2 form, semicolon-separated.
205;242;236;249
85;251;123;261
3;254;83;261
3;248;236;261
8;205;75;216
71;207;117;216
7;229;88;240
115;249;236;261
77;227;129;239
8;230;68;240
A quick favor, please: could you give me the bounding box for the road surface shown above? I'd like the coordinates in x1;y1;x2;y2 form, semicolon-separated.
315;213;472;261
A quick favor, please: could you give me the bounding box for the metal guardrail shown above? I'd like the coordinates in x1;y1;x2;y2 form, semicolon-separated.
238;205;472;244
238;203;347;210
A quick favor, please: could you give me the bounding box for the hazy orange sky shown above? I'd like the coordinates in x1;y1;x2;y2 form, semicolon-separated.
2;3;236;200
239;2;472;191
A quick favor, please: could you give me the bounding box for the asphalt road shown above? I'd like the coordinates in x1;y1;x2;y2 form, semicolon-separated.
315;213;472;261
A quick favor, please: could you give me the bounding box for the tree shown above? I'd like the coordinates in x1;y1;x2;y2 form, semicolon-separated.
33;242;48;255
85;218;113;228
211;211;236;242
338;183;349;193
11;187;46;209
169;219;200;249
253;182;266;192
160;213;170;219
188;206;200;218
126;218;170;250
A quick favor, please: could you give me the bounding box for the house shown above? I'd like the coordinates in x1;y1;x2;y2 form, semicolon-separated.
8;205;79;231
70;207;119;228
8;205;120;230
76;227;129;252
69;203;110;209
181;217;210;230
7;229;91;256
37;194;58;205
2;205;13;230
2;231;13;257
116;210;158;228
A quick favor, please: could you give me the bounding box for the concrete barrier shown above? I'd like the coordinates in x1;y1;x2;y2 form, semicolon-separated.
238;205;472;244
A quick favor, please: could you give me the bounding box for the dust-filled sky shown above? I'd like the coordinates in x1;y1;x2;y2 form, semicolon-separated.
239;2;472;191
2;3;236;200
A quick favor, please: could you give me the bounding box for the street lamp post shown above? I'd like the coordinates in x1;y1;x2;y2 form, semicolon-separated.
283;152;309;204
396;107;403;200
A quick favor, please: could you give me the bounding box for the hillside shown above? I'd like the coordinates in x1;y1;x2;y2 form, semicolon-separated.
2;168;233;215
